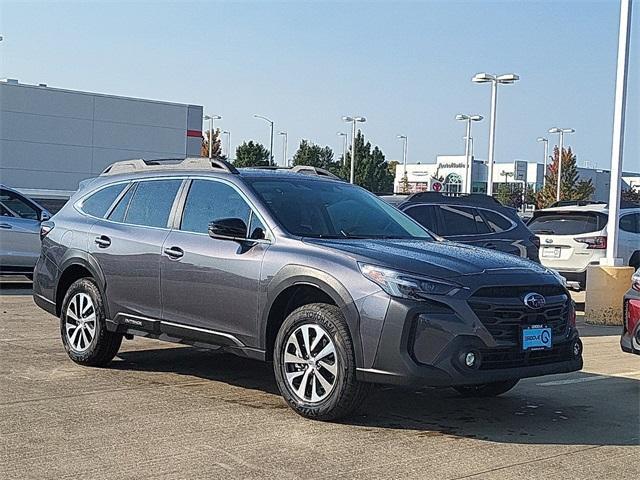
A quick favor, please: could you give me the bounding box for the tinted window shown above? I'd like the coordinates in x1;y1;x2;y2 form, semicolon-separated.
123;180;182;228
0;189;39;220
438;205;487;236
0;204;14;217
404;205;440;234
248;211;267;239
481;209;513;233
528;212;606;235
81;184;127;218
181;180;251;234
620;213;640;234
108;184;136;223
247;178;431;239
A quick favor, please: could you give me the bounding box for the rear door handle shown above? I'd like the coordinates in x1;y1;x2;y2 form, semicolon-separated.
163;246;184;259
94;235;111;248
0;223;12;229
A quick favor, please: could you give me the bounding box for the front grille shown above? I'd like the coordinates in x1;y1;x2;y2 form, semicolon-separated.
469;289;570;345
478;344;573;370
473;285;566;298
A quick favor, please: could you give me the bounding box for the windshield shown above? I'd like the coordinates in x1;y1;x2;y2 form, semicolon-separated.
528;211;607;235
247;177;433;239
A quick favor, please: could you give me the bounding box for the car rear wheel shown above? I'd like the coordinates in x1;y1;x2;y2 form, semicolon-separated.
60;278;122;366
273;303;370;421
453;379;519;397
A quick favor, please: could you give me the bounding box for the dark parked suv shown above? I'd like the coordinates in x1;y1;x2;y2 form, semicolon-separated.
383;193;540;262
33;158;582;420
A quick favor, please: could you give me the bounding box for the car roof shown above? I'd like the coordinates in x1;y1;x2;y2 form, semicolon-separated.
535;204;640;214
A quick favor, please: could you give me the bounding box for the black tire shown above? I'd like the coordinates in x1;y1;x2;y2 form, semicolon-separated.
273;303;370;421
453;379;519;397
60;278;122;367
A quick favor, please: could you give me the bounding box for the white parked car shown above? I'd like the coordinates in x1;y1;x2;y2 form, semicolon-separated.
528;203;640;289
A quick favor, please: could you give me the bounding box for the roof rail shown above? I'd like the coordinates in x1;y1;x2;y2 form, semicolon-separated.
249;165;342;180
100;157;238;176
548;200;606;208
405;192;501;206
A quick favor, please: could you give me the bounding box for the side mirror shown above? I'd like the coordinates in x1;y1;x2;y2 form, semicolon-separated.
208;218;248;241
40;210;51;222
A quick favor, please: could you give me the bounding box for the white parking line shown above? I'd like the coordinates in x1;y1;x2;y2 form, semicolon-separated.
536;370;640;386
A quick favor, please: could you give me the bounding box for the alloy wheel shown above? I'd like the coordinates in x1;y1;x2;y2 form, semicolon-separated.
283;324;339;403
65;292;97;353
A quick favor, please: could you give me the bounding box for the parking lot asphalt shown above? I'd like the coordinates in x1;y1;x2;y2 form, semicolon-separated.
1;278;638;480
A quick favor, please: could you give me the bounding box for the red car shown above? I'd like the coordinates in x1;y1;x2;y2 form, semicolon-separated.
621;268;640;355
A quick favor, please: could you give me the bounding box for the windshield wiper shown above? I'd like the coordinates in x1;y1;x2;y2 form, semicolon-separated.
532;229;555;234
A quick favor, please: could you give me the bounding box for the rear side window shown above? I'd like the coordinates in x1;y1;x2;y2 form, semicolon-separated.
620;213;640;234
180;180;251;234
528;212;606;235
480;209;514;233
404;205;440;234
80;184;127;218
0;189;40;220
438;205;489;236
122;180;182;228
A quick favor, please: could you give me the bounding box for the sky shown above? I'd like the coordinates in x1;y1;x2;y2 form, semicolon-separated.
1;0;638;171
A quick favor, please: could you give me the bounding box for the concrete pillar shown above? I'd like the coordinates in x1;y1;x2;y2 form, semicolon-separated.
585;265;634;325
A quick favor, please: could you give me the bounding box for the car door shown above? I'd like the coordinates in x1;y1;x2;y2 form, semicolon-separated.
88;178;184;321
160;178;270;345
0;188;43;269
619;212;640;264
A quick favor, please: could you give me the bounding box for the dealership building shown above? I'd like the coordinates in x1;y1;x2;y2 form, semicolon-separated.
0;79;203;203
394;155;640;202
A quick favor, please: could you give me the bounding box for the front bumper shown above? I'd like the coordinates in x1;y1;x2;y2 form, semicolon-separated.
357;292;583;387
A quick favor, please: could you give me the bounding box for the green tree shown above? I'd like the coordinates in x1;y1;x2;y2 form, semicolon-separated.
201;129;223;158
622;188;640;204
292;140;341;175
495;183;523;209
536;146;595;208
234;141;272;167
342;131;394;193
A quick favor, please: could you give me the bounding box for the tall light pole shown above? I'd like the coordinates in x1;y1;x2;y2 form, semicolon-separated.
203;114;222;159
342;116;366;184
537;137;549;187
604;0;632;265
222;130;231;160
253;114;274;164
456;114;483;193
548;127;575;202
279;131;288;167
337;132;348;165
472;72;519;196
397;135;408;177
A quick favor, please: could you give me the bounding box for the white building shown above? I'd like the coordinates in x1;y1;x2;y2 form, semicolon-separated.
394;155;639;202
0;79;203;201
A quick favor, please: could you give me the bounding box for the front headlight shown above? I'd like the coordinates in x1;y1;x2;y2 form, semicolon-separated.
359;263;460;299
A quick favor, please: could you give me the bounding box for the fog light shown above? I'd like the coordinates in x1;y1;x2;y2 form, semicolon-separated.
464;352;476;367
572;340;582;357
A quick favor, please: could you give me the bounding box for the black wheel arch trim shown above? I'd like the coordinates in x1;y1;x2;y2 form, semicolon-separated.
56;252;110;319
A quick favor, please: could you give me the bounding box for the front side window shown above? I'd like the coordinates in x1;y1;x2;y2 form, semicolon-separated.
247;178;431;239
80;183;127;218
0;189;39;220
620;213;640;234
180;180;252;234
404;205;439;234
120;180;182;228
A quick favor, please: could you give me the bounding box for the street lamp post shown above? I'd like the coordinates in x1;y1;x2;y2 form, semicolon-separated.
548;127;575;202
253;114;274;164
203;114;222;159
342;116;366;184
337;132;348;166
279;131;288;167
537;137;549;187
222;131;231;160
397;135;408;176
456;114;483;193
472;73;519;196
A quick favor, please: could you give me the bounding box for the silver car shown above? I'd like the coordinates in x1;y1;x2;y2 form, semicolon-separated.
0;185;51;278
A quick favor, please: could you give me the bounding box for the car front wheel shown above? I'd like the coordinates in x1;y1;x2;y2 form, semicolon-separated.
273;303;370;421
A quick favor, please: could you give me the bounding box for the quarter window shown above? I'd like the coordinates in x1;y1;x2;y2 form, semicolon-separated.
80;183;127;218
180;180;252;234
620;213;640;234
120;180;182;228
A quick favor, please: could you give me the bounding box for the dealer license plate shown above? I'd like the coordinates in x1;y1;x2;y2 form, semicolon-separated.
522;326;552;350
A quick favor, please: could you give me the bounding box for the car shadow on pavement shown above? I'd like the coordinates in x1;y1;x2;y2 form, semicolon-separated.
113;346;639;447
0;280;33;296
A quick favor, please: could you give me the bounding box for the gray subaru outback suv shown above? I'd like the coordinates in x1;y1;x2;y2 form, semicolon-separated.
33;158;583;420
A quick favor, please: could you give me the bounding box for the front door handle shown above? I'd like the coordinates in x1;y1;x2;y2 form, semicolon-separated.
163;246;184;259
94;235;111;248
0;223;12;229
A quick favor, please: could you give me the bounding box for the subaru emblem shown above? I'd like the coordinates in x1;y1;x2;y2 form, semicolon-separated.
524;292;546;309
545;238;553;244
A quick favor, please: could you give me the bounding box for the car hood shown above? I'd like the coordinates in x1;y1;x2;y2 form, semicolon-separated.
304;238;550;281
